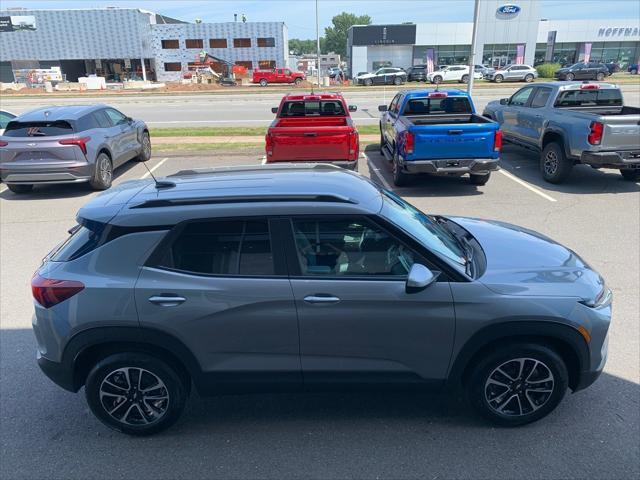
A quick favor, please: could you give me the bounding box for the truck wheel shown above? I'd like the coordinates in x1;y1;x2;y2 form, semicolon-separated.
294;78;303;86
565;73;575;81
461;74;469;84
394;76;402;85
7;184;33;194
259;79;268;87
494;74;503;83
540;142;572;184
392;149;410;187
596;72;605;81
620;169;640;181
524;74;534;82
470;173;491;185
364;78;373;87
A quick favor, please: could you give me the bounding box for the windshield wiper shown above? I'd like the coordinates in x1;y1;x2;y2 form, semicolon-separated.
460;236;475;277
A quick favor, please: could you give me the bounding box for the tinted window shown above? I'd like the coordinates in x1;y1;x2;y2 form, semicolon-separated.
555;89;623;107
50;221;109;262
4;120;74;137
530;88;552;108
104;109;127;125
0;111;15;129
509;87;534;106
389;94;401;114
159;219;274;276
93;110;112;128
403;96;473;115
292;218;415;276
280;100;345;116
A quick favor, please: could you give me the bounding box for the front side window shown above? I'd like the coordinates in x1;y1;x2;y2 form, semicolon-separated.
509;87;534;106
389;94;401;114
158;219;274;276
292;218;415;277
104;109;127;126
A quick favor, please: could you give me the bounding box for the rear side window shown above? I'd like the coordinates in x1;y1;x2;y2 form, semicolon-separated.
157;219;274;276
555;89;622;107
530;88;552;108
50;221;109;262
403;97;473;115
280;100;345;117
77;114;100;131
0;111;15;129
4;120;74;137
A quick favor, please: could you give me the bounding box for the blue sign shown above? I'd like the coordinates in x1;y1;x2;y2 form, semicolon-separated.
496;4;521;18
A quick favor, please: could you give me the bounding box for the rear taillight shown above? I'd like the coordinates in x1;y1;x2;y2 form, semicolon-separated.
59;137;90;155
349;131;359;158
265;133;273;156
0;140;7;147
404;132;414;155
588;121;604;145
31;274;84;309
494;130;503;152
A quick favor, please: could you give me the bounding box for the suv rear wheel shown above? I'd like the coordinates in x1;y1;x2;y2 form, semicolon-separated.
90;152;113;190
494;74;503;83
596;72;605;81
7;184;33;194
565;72;575;81
393;76;402;85
524;74;534;82
467;343;568;426
85;352;188;436
461;74;469;84
541;141;572;183
294;77;303;85
259;79;268;87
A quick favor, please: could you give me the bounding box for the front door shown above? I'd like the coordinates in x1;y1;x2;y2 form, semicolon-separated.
501;86;535;140
104;108;136;165
285;216;456;386
135;217;301;390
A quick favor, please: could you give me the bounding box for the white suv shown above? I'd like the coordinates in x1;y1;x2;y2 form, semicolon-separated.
427;65;483;84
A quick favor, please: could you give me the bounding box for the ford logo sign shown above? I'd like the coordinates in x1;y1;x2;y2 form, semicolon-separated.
496;4;521;18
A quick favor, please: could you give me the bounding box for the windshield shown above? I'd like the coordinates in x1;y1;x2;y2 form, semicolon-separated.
380;191;466;267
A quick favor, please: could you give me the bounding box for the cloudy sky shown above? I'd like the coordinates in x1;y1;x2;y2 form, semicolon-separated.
2;0;639;38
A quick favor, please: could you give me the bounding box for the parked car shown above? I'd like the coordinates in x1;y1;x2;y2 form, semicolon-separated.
356;68;407;86
0;110;16;135
483;82;640;183
0;105;151;193
406;65;428;82
604;62;620;74
33;163;611;435
628;63;638;75
253;68;305;87
328;67;343;79
554;62;609;81
265;92;359;169
427;65;483;84
485;64;538;83
474;64;494;76
379;89;501;186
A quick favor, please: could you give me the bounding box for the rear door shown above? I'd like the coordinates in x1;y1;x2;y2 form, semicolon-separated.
135;217;301;389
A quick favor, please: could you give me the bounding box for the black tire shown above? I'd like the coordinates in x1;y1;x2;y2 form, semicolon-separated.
467;343;568;427
393;76;402;85
469;172;491;185
524;74;534;82
565;72;575;81
89;152;113;190
494;74;503;83
364;78;373;87
540;141;572;184
461;74;469;84
433;75;443;84
85;352;188;436
596;72;605;81
7;184;33;194
135;131;151;162
620;169;640;181
392;148;410;187
379;129;386;155
294;77;302;85
631;68;638;75
259;78;268;87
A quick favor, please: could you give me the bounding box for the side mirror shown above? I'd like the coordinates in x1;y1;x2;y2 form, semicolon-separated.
271;107;278;114
406;263;437;293
348;104;357;112
378;105;388;112
499;98;509;105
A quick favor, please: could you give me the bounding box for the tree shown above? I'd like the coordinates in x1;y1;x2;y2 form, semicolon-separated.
324;12;371;57
289;38;327;55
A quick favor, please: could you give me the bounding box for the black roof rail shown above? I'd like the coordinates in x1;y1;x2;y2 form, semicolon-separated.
169;163;342;178
130;194;359;209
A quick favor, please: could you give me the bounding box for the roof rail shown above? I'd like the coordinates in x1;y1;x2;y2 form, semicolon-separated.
130;193;359;209
169;163;342;178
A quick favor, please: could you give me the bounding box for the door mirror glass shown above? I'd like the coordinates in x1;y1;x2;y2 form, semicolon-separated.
499;98;508;105
348;104;357;112
271;107;278;114
378;105;388;112
406;263;437;292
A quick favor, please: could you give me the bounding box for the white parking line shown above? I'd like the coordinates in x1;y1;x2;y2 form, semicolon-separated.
261;156;267;165
141;157;169;179
498;168;557;202
364;152;393;191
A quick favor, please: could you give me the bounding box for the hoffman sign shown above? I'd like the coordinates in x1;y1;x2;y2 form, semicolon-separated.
597;27;640;37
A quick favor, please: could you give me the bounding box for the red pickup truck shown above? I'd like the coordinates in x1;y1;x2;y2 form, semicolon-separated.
253;68;306;87
265;93;360;169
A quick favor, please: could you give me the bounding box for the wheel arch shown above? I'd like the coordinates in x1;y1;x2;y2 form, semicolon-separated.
541;129;571;157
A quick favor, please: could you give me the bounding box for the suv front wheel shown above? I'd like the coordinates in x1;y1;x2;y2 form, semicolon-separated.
467;343;568;426
85;352;188;436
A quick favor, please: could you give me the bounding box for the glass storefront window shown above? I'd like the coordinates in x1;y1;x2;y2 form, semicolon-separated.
482;44;522;68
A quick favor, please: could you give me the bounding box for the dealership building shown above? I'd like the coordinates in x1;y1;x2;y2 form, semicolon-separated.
347;0;640;74
0;7;289;83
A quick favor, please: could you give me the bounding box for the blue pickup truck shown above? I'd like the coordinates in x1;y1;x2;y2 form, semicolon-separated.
378;89;502;186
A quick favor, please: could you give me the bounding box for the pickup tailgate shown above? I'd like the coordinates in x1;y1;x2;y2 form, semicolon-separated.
601;113;640;151
409;121;499;160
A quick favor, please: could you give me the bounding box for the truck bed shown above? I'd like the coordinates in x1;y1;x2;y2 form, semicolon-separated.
403;113;494;126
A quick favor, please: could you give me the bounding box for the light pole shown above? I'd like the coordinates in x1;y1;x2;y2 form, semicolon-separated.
467;0;480;94
316;0;321;87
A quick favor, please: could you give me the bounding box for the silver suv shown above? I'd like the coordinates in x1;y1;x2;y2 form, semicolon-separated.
32;165;611;435
0;104;150;193
485;65;538;83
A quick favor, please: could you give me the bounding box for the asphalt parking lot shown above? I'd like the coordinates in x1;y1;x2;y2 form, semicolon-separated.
1;146;638;479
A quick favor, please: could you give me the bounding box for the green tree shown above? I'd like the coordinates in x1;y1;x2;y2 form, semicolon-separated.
324;12;372;57
289;38;327;55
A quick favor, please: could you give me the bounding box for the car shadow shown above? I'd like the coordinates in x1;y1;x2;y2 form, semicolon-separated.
0;161;140;201
501;144;640;195
364;145;484;197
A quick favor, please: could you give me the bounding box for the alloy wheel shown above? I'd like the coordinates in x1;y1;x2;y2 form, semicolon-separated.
99;367;170;426
142;134;151;158
484;358;555;416
99;156;112;185
544;150;559;175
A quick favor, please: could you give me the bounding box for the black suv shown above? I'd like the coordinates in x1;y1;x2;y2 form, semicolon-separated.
554;62;610;81
406;66;428;82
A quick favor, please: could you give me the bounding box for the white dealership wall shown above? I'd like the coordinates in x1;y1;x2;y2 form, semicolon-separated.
537;19;640;43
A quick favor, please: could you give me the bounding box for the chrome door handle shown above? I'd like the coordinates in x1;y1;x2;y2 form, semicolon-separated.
148;295;186;307
304;295;340;304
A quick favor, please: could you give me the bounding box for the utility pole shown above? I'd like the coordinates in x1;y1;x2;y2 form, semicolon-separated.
467;0;480;94
316;0;321;87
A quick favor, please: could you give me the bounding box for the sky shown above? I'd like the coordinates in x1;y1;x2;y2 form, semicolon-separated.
1;0;639;38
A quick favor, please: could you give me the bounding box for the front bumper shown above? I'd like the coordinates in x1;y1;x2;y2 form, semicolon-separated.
403;158;500;175
0;161;93;184
580;150;640;169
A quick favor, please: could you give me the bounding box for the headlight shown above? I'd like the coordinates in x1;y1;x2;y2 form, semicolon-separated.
579;286;612;308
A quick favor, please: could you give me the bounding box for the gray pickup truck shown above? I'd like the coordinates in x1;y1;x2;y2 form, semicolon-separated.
483;82;640;183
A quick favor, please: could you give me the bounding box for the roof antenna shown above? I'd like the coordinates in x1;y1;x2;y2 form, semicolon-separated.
142;162;175;189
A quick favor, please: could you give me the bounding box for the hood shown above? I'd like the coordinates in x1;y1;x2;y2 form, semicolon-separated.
556;68;569;74
450;216;604;301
